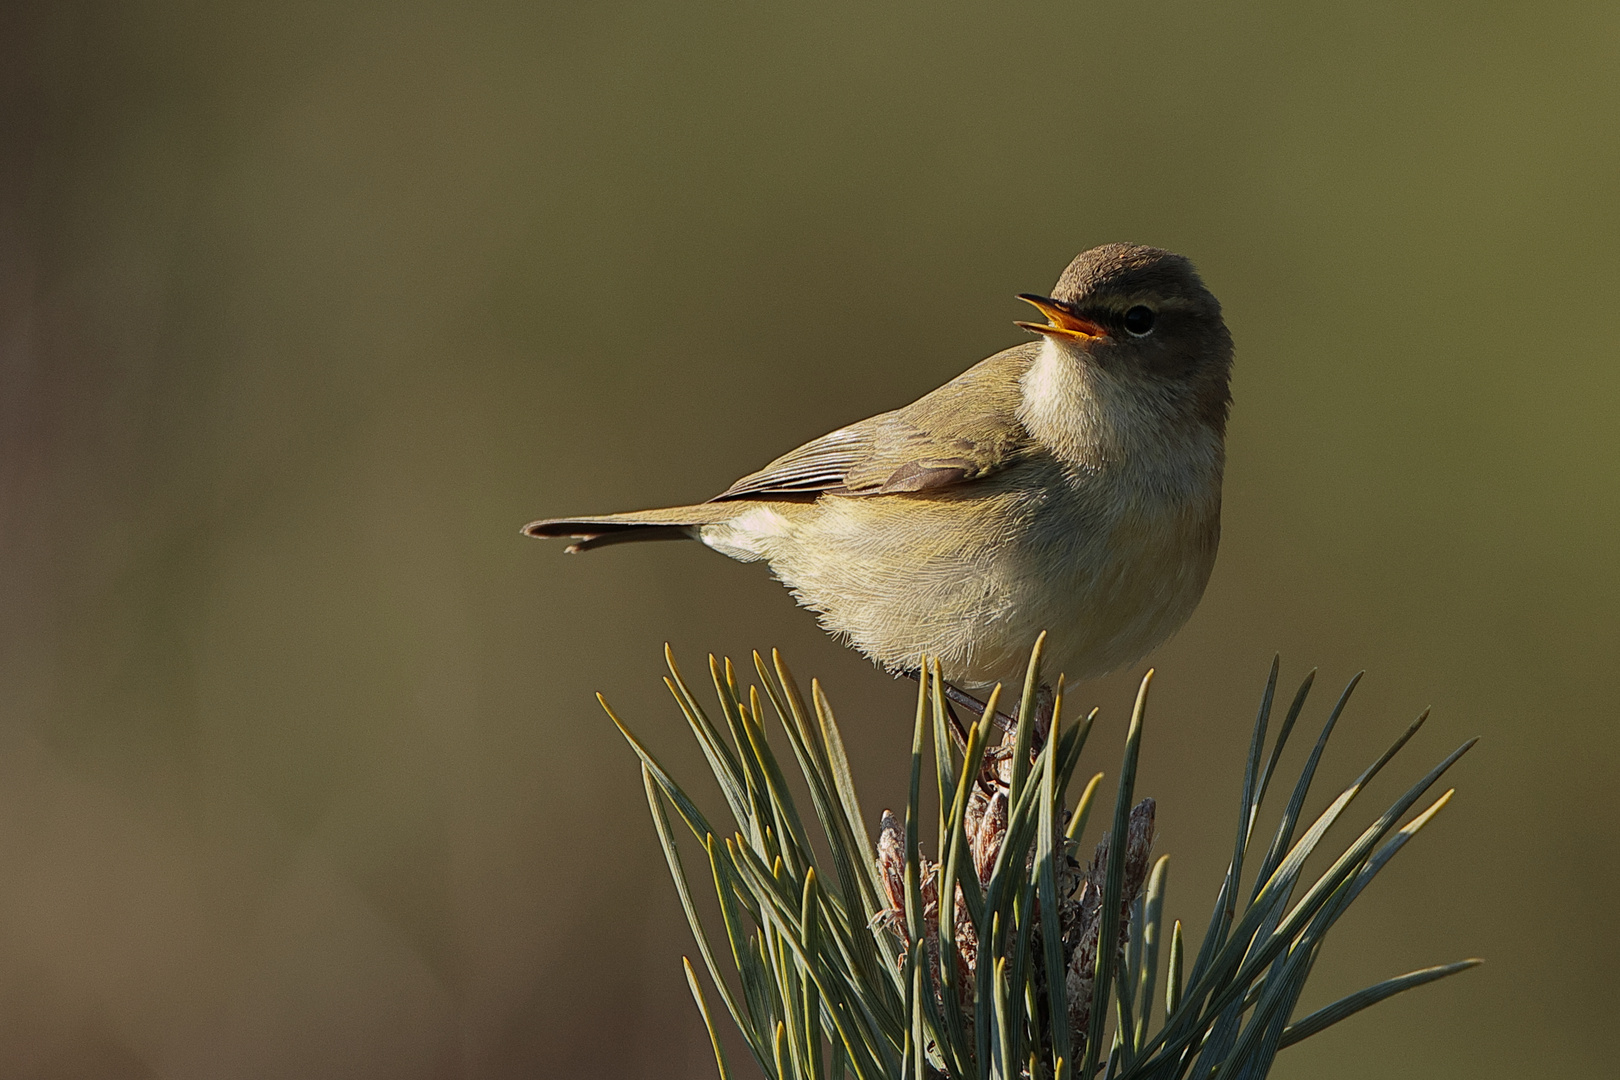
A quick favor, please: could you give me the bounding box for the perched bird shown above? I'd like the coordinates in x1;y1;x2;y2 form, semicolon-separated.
525;244;1233;692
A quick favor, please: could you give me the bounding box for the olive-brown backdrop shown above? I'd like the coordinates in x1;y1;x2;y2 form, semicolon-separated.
2;3;1615;1077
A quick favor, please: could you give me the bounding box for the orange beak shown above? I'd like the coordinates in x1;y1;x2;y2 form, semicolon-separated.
1015;294;1108;340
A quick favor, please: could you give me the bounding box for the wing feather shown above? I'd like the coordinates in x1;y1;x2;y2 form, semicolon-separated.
713;423;877;500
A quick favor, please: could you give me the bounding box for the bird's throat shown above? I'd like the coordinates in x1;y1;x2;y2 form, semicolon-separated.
1017;339;1222;482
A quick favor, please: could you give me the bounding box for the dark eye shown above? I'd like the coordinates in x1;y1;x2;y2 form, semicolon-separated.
1123;306;1156;336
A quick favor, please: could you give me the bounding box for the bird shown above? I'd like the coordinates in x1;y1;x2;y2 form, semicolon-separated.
524;244;1233;694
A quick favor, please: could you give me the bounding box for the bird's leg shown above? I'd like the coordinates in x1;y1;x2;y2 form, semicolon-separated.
899;670;1021;736
899;670;974;746
947;682;1021;735
899;673;1056;792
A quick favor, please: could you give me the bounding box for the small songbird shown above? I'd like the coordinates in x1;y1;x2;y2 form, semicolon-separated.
525;244;1233;691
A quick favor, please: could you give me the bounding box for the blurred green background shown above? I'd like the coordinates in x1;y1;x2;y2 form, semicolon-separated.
2;1;1616;1076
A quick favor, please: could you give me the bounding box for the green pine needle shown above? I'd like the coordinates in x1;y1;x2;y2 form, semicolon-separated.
606;641;1479;1079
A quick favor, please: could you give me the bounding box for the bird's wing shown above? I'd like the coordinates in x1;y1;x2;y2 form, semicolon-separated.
713;421;875;498
713;344;1038;500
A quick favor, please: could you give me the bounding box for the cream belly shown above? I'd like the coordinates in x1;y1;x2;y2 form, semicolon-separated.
699;460;1220;690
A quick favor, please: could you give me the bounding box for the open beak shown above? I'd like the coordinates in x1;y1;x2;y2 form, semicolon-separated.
1015;294;1108;340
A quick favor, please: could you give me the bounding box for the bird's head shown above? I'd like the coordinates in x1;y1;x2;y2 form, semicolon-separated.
1017;244;1234;432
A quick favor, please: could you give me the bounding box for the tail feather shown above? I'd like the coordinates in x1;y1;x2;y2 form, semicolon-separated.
523;503;743;553
557;526;691;553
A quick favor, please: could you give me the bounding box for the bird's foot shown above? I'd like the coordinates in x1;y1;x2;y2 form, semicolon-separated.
979;684;1056;783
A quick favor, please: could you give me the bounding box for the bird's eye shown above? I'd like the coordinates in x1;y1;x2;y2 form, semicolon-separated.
1123;306;1156;336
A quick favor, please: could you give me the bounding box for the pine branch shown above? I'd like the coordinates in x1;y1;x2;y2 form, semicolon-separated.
605;643;1479;1080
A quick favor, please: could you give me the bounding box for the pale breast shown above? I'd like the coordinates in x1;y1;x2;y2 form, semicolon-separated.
1021;477;1221;686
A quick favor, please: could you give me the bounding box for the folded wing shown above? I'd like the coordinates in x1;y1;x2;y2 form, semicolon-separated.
714;344;1037;500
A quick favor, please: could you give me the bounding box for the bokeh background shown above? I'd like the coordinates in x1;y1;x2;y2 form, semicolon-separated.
2;2;1616;1077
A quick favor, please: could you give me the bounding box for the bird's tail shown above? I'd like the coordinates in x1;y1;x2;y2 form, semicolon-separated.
522;502;743;553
